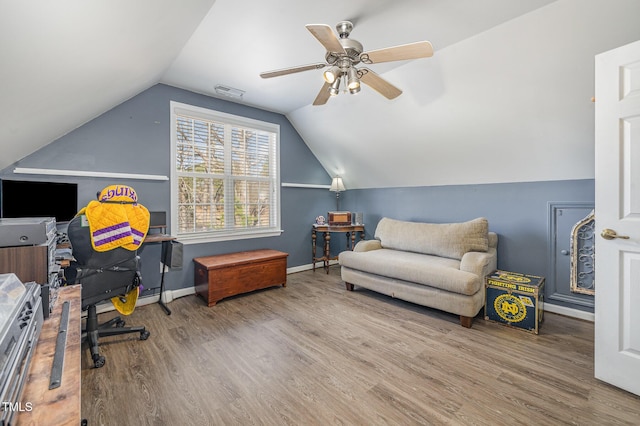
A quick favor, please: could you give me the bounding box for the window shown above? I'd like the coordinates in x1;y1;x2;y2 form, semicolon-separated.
170;101;281;243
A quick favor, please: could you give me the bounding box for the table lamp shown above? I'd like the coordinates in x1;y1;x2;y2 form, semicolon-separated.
330;176;345;210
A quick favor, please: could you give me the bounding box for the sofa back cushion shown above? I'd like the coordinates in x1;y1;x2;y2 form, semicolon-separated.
374;217;489;260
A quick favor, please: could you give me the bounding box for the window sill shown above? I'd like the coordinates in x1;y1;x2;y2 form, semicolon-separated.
177;229;284;245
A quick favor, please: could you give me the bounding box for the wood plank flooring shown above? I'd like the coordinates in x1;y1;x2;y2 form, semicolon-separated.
81;267;640;425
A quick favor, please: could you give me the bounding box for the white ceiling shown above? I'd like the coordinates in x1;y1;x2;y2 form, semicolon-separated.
0;0;215;172
162;0;557;114
3;0;640;189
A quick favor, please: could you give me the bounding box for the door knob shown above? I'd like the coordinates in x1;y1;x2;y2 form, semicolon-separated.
601;228;630;240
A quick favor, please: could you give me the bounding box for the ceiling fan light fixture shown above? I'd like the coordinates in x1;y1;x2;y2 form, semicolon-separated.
347;67;360;92
259;21;433;106
323;66;340;84
329;77;341;96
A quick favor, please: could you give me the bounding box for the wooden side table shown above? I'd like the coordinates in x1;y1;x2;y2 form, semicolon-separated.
312;224;365;273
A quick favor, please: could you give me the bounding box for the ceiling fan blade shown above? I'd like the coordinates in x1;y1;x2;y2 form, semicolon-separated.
305;24;346;54
358;68;402;99
360;41;434;64
260;63;326;79
313;82;332;106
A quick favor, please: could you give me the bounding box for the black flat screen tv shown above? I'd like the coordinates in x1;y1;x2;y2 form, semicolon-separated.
1;179;78;223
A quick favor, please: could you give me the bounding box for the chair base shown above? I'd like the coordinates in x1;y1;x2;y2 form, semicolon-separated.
82;304;150;368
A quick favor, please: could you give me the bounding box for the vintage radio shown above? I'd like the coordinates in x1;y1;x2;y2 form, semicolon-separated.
0;217;56;247
328;211;352;226
484;270;544;334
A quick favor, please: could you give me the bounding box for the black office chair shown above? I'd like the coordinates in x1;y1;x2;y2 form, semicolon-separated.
66;214;150;368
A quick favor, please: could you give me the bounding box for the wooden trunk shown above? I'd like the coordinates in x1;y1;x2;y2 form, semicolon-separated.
194;249;288;307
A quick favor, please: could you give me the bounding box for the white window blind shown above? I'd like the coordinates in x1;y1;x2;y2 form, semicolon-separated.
170;101;281;242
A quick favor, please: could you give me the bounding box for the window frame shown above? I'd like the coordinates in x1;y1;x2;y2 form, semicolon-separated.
170;101;282;244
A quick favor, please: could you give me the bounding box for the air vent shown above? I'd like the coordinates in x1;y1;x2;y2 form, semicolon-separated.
214;85;245;99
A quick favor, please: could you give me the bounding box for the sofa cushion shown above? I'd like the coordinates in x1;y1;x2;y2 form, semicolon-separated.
374;217;489;260
339;249;483;295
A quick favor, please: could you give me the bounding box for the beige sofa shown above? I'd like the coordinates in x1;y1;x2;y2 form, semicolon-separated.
339;217;498;328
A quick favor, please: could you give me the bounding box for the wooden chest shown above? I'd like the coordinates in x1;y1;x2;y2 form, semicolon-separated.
194;249;288;307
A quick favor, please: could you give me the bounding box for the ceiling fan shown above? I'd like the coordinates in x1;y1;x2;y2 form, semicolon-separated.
260;21;434;105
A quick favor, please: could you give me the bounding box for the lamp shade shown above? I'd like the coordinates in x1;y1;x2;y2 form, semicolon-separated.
330;177;345;192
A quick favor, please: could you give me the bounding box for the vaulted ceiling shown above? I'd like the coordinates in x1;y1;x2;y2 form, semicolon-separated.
2;0;640;188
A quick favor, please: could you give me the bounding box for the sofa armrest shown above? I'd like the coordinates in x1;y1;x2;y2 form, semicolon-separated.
488;232;498;249
460;248;498;278
353;240;382;252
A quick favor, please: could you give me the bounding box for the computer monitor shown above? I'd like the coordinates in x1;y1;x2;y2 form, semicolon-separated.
1;179;78;223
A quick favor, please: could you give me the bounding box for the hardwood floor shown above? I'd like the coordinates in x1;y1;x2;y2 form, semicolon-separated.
81;267;640;425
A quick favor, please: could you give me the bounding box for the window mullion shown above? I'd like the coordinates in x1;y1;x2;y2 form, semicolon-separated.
190;119;197;231
224;123;233;230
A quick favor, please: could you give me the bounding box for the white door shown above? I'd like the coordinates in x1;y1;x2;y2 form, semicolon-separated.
594;39;640;396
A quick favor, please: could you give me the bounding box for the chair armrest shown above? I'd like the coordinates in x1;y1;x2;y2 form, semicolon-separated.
460;248;497;278
353;240;382;252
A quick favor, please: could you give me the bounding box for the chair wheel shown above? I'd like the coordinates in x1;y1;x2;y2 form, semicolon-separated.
93;355;105;368
115;319;126;328
140;330;150;340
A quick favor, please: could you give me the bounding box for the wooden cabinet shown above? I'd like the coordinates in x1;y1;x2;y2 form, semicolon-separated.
0;244;50;284
194;249;288;307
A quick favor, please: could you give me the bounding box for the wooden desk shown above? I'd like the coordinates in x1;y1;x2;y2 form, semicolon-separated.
17;285;82;426
312;224;365;273
143;233;176;244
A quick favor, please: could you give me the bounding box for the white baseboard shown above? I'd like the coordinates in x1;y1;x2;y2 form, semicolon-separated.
94;293;161;315
92;287;194;315
92;267;594;325
287;260;339;274
161;286;195;303
544;303;594;322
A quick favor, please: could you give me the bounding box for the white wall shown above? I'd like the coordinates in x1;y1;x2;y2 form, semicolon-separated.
288;0;640;189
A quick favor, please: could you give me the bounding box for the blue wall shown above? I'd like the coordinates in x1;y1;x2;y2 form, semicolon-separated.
1;84;334;293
